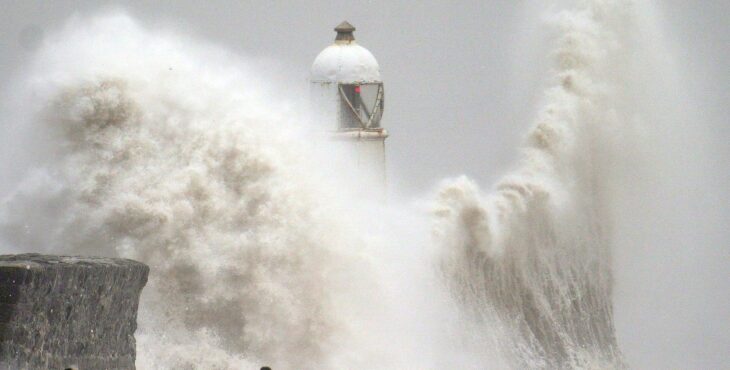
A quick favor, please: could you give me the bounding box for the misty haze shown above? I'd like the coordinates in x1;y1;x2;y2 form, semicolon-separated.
0;1;728;369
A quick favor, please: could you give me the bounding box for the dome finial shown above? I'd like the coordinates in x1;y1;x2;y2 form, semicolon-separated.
335;21;356;42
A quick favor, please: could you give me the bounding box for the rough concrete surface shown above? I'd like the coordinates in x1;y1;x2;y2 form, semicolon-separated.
0;253;149;370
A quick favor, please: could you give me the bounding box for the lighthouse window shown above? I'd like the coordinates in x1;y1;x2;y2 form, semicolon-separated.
339;84;361;129
338;83;384;129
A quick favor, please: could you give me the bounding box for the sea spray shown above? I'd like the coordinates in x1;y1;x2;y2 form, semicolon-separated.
0;14;384;369
0;12;482;369
433;1;633;368
0;1;658;369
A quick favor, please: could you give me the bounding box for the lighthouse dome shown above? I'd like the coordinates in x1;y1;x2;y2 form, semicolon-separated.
310;21;381;84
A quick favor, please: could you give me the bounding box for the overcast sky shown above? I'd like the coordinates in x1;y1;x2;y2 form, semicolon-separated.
0;1;728;195
1;1;728;369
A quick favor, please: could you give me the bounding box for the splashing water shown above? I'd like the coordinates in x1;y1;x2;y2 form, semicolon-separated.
432;1;634;368
0;11;473;369
0;0;704;369
0;14;368;369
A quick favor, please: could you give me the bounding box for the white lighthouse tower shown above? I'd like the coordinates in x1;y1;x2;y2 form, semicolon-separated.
310;21;388;198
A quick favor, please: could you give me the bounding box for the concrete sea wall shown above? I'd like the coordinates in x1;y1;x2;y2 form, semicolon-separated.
0;254;148;369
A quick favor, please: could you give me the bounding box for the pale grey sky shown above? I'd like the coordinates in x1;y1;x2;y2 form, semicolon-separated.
0;1;728;369
0;1;727;194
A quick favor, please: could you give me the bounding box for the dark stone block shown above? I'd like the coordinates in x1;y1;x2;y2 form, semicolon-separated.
0;253;149;370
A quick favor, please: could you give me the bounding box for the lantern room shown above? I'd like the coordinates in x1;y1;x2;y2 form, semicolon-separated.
310;21;388;199
310;21;386;132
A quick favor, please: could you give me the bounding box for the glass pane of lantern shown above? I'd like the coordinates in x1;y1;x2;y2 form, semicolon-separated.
339;84;361;129
358;83;382;128
338;83;384;129
358;84;378;116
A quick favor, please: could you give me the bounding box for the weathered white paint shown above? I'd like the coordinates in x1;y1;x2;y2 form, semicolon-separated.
310;43;381;84
310;23;387;200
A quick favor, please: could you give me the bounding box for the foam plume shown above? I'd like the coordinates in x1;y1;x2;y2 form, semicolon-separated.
0;14;370;369
0;1;658;369
433;1;632;368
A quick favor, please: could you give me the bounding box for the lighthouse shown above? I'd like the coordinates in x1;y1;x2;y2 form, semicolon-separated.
310;21;388;198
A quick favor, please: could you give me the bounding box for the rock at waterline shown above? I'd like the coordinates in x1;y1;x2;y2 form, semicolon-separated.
0;253;148;369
